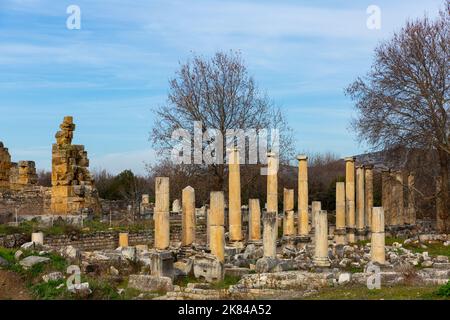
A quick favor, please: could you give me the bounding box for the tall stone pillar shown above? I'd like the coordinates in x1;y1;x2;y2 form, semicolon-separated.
228;148;242;242
335;182;346;245
311;201;321;237
381;169;392;227
267;152;278;235
364;165;374;233
407;173;416;226
182;186;196;246
263;211;277;258
356;165;366;240
313;210;330;267
371;207;385;264
392;171;404;226
283;188;295;237
297;155;309;240
154;177;170;250
345;157;356;243
210;191;225;262
436;176;446;232
248;199;261;242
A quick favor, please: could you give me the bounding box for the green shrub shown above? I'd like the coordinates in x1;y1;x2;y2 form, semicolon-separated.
436;281;450;297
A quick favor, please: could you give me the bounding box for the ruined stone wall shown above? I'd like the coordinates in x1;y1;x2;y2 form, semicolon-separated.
9;161;38;191
0;142;11;189
51;116;100;215
0;187;51;223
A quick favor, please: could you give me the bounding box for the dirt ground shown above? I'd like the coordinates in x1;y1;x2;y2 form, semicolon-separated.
0;270;31;300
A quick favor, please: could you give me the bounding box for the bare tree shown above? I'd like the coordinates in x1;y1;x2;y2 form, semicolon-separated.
346;4;449;231
150;51;294;189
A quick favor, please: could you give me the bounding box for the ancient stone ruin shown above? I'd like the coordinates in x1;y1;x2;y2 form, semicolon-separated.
51;116;99;215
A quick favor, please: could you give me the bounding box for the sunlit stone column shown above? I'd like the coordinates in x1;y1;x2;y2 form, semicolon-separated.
311;201;321;237
248;199;261;242
334;182;346;245
228;147;242;242
283;188;295;237
364;165;374;233
313;210;330;267
182;186;196;246
209;191;225;262
345;157;356;243
297;155;309;240
407;172;416;226
154;177;170;250
267;152;278;236
119;233;129;248
356;165;366;240
371;207;385;264
381;169;392;227
263;211;277;258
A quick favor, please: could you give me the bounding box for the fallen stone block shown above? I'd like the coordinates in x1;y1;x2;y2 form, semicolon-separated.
128;274;174;292
19;256;50;269
193;254;224;283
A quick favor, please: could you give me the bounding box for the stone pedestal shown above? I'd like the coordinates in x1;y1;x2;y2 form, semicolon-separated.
297;155;309;238
371;207;385;264
313;210;330;267
228;148;242;242
345;157;356;243
182;186;196;246
335;182;346;245
364;165;374;235
248;199;261;242
263;211;277;258
356;165;365;241
119;233;129;248
150;250;174;280
154;177;170;250
209;191;225;263
31;232;44;245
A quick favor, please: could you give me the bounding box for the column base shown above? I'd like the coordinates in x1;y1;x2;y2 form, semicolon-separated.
228;241;245;249
247;239;263;246
346;227;356;243
313;257;330;267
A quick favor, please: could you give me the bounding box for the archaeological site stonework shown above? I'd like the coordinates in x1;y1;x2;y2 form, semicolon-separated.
51;116;100;215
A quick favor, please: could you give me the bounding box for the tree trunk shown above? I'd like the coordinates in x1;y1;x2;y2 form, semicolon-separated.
437;149;449;233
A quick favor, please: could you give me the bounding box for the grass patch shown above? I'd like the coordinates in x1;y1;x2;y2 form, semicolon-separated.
306;284;448;300
174;274;201;287
435;281;450;297
403;243;450;258
211;275;241;290
30;279;66;300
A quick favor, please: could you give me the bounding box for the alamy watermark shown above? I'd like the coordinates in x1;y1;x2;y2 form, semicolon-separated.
66;5;81;30
171;121;279;175
366;5;381;30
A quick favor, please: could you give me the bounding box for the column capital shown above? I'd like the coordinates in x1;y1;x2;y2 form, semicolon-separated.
296;154;308;161
267;152;277;158
344;156;356;162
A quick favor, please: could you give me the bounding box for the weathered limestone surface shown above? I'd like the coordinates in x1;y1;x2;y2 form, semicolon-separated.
9;161;38;190
297;155;309;238
364;165;374;231
391;171;404;226
335;182;346;245
248;199;261;242
345;157;356;243
154;177;170;250
182;186;196;246
209;191;225;262
313;209;330;267
51;116;99;215
381;169;392;226
407;173;416;225
228;148;242;242
371;207;385;264
266;153;278;234
0;142;11;189
355;165;365;239
283;188;295;237
262;211;277;258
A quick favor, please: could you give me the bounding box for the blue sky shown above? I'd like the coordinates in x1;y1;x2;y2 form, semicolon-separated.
0;0;444;175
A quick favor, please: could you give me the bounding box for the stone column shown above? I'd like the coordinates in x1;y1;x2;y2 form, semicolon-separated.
356;165;366;240
283;188;295;237
228;147;242;242
248;199;261;242
313;210;330;267
263;211;277;258
267;152;278;235
392;171;404;226
31;232;44;245
142;194;150;204
407;173;416;226
436;176;446;232
311;201;321;237
154;177;170;250
371;207;385;264
119;233;129;248
335;182;346;245
297;155;309;239
182;186;196;246
210;191;225;263
345;157;356;243
381;169;392;227
364;165;374;233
